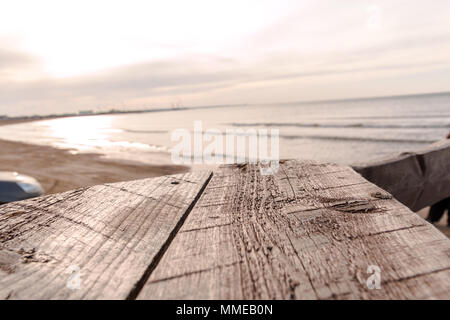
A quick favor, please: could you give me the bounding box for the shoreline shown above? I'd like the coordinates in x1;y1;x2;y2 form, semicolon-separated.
0;138;189;195
1;119;448;237
0;118;39;126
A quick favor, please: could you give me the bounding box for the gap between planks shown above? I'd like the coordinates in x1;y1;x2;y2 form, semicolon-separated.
125;172;213;300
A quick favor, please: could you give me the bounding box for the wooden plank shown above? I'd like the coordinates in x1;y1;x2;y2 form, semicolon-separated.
353;139;450;211
137;161;450;300
0;171;211;299
414;140;450;210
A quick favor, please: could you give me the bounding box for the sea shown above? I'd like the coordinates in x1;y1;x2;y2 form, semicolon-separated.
1;92;449;167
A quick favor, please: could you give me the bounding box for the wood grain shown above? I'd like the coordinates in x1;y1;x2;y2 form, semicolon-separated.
138;161;450;300
0;171;211;299
1;160;448;300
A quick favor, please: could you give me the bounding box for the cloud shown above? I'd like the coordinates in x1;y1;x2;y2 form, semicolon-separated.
2;48;449;117
0;49;31;68
0;48;40;77
1;0;450;116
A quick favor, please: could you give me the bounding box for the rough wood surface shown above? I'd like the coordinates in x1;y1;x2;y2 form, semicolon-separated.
138;161;450;300
0;171;211;299
354;140;450;211
1;160;449;300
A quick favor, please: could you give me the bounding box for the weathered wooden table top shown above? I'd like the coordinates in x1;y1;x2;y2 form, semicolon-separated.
0;160;449;299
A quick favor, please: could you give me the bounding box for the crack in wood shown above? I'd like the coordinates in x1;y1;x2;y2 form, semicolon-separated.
179;222;233;233
146;261;242;284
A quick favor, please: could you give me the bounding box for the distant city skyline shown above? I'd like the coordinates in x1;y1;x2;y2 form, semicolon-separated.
1;0;450;116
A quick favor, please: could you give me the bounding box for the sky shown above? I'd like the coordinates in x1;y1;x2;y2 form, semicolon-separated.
1;0;450;116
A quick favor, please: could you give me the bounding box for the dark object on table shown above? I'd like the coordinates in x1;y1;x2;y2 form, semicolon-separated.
0;172;44;204
427;197;450;226
426;132;450;225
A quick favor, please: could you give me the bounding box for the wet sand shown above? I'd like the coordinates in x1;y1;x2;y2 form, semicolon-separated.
0;138;188;195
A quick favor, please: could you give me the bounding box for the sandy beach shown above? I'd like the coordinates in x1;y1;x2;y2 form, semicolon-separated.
0;124;188;195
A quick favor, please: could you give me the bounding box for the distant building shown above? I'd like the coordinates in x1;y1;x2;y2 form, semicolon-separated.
78;110;93;115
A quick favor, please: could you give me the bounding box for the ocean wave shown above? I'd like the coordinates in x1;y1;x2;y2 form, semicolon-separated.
279;134;435;144
123;129;168;134
228;122;450;129
189;129;435;144
330;114;450;120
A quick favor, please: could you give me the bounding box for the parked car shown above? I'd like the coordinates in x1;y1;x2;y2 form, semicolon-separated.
0;172;44;204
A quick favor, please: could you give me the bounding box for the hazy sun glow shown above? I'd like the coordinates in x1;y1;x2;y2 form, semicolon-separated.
39;115;115;149
1;0;294;77
37;115;167;154
1;0;450;116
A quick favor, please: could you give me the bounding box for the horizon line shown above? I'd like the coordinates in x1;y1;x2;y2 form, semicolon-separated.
2;90;450;120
